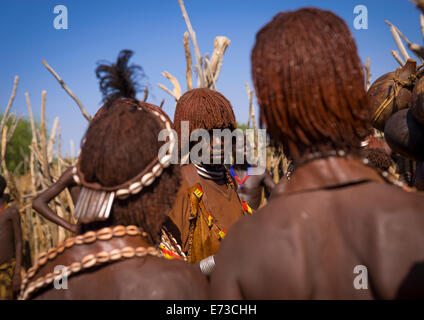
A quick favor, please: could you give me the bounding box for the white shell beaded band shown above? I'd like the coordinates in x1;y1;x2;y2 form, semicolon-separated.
71;108;175;223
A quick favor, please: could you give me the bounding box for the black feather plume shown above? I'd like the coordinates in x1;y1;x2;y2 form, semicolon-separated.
95;50;145;104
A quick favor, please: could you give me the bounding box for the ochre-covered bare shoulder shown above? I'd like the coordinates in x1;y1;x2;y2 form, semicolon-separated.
127;256;208;299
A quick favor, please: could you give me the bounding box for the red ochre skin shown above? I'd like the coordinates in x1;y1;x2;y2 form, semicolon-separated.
0;202;23;298
210;157;424;299
32;167;80;234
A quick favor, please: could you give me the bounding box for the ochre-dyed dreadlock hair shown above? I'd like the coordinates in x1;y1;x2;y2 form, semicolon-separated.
173;88;237;140
251;8;370;161
78;50;179;245
93;49;151;120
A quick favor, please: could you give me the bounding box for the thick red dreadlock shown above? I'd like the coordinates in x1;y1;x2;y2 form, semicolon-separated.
251;8;370;162
173;88;236;140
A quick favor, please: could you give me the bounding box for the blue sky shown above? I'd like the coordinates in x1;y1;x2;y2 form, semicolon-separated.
0;0;422;154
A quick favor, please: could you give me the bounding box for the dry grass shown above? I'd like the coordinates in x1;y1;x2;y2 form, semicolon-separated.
1;77;77;268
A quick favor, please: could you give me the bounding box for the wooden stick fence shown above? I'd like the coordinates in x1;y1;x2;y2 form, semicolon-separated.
1;76;77;267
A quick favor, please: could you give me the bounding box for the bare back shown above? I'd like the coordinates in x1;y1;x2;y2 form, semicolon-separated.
210;158;424;299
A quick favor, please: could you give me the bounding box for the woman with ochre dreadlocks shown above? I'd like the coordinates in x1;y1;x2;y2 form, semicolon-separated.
168;88;251;273
24;51;207;299
210;8;424;299
32;50;168;234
